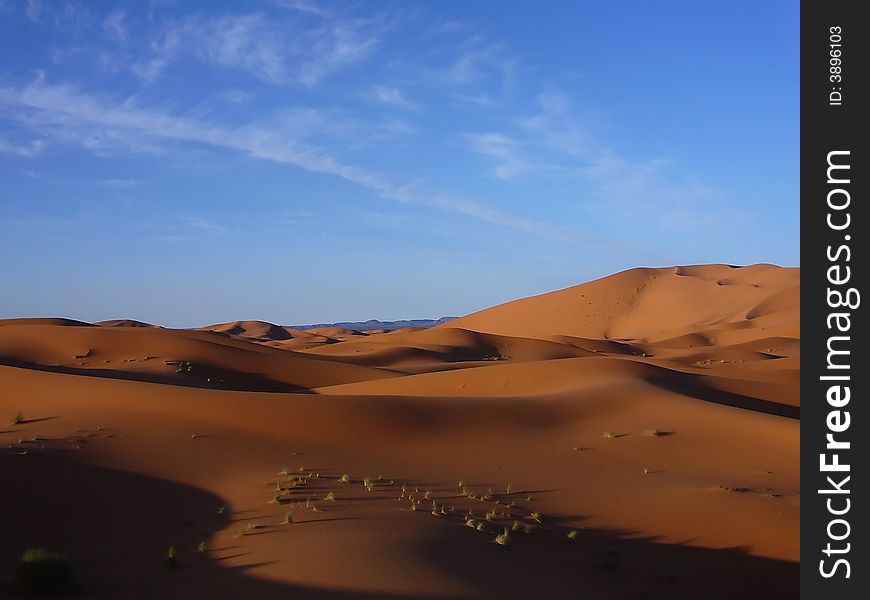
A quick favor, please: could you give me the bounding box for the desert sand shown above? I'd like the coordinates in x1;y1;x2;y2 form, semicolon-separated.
0;264;799;599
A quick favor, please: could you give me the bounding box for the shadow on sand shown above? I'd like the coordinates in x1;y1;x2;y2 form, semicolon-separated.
0;358;309;394
0;450;797;599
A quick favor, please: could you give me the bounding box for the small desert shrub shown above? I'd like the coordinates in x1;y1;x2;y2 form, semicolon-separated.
644;429;665;437
11;412;24;425
465;517;477;528
494;527;511;546
197;541;207;553
237;523;259;537
166;546;177;569
324;491;336;502
511;520;522;532
603;431;616;439
16;549;76;594
530;512;543;523
339;474;351;484
567;530;578;541
283;510;294;525
475;522;486;532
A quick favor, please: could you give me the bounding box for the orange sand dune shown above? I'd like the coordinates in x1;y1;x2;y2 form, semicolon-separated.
448;263;799;343
0;264;799;599
0;321;396;392
199;319;296;341
305;326;367;338
198;321;372;351
303;326;598;368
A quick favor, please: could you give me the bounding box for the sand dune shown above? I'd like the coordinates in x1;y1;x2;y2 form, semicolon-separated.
0;264;798;599
197;321;373;351
199;319;296;341
303;326;598;369
448;264;799;342
0;320;396;392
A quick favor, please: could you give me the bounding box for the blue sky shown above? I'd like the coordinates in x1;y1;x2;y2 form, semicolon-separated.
0;0;799;327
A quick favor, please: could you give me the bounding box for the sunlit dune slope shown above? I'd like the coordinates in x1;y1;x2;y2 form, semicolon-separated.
305;265;799;411
447;264;799;343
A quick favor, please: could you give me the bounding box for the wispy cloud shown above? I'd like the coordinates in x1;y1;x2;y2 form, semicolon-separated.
133;26;183;82
375;116;415;137
178;215;228;234
131;9;388;86
96;178;141;190
196;13;290;84
427;193;573;240
370;85;417;110
467;132;531;179
0;136;44;158
24;0;92;31
273;209;313;225
298;20;385;86
218;89;253;104
277;0;333;19
102;10;127;43
579;153;724;226
0;79;572;240
25;0;41;22
426;40;517;91
452;92;495;108
518;92;590;156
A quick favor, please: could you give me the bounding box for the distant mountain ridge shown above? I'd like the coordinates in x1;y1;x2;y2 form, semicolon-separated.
289;317;457;332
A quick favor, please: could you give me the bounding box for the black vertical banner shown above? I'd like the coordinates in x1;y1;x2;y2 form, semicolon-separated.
802;1;867;598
